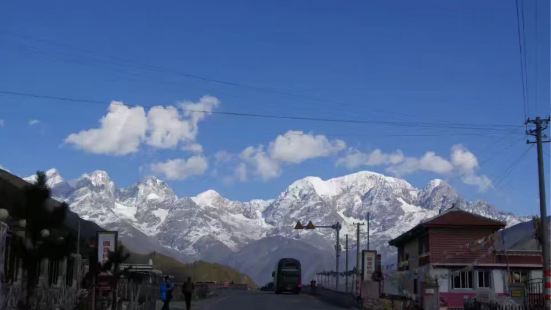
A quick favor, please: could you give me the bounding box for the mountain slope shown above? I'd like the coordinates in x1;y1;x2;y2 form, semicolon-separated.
127;251;256;287
27;169;527;284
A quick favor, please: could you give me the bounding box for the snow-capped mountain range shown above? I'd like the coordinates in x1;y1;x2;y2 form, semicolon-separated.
24;169;526;284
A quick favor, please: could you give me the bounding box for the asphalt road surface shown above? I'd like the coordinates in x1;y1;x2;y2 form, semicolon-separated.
190;290;348;310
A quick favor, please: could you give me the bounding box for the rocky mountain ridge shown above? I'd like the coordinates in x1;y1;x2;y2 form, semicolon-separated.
24;169;527;284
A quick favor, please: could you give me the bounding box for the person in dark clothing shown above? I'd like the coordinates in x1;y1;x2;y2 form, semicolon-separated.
310;279;317;294
182;277;195;310
160;276;174;310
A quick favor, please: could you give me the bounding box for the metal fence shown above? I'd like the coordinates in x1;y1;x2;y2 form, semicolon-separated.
463;279;545;310
525;278;544;309
463;301;526;310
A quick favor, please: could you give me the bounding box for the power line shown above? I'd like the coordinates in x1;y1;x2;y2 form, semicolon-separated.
493;145;533;189
1;32;415;121
0;89;522;132
515;0;529;120
477;135;525;167
534;0;541;116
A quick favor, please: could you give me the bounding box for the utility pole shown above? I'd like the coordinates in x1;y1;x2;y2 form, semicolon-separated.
345;234;349;293
355;222;365;297
294;220;342;291
367;212;371;251
526;116;551;308
335;222;341;291
76;218;81;255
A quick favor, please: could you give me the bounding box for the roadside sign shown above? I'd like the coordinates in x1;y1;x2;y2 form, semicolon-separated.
362;250;377;281
97;231;117;265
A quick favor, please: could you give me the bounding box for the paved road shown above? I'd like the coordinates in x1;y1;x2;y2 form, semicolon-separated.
191;290;348;310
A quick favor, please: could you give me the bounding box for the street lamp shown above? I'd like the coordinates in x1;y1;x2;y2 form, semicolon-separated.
294;220;342;291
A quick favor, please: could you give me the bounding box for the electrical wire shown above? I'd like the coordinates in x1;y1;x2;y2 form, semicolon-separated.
492;145;534;189
477;135;525;167
0;89;523;133
0;32;415;121
515;0;529;120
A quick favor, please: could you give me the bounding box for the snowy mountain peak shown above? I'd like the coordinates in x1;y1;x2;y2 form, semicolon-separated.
24;168;65;188
285;170;414;200
81;170;112;187
192;189;225;207
295;176;338;197
141;175;164;185
136;177;174;198
426;179;444;190
19;166;525;273
419;178;459;211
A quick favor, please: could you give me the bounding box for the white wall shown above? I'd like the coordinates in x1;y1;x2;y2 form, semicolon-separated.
492;270;505;294
530;269;543;280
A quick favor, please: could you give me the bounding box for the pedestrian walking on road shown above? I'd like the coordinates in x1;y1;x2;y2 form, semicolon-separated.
182;277;195;310
160;276;174;310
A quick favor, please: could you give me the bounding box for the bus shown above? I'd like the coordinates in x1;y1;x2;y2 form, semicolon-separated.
272;258;301;294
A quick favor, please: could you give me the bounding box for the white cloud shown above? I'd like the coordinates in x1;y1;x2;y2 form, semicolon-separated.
336;148;404;169
451;144;479;174
337;144;491;191
235;163;248;182
146;105;194;148
182;143;204;154
65;96;219;155
151;155;208;180
65;101;147;155
181;95;220;128
146;96;219;151
387;152;454;175
419;152;455;174
232;131;345;181
450;144;492;191
461;174;492;191
269;130;346;163
240;145;281;180
28;119;40;126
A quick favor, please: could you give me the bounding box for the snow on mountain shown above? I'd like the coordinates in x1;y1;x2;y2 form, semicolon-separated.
24;168;66;189
26;169;527;284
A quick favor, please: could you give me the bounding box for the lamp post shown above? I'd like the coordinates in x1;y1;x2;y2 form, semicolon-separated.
294;220;342;291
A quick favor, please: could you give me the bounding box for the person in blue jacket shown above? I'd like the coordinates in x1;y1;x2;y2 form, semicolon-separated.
160;276;174;310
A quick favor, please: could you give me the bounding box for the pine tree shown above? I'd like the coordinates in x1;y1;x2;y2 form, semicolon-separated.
11;171;72;309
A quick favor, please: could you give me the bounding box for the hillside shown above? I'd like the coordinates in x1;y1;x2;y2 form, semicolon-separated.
126;251;256;288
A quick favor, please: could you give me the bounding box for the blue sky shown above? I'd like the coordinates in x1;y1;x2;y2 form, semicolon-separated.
0;0;549;216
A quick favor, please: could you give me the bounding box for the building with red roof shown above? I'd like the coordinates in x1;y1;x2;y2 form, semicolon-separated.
387;208;544;309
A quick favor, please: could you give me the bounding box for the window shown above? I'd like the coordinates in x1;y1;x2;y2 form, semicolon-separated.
452;270;473;289
509;270;528;284
477;270;491;288
413;279;418;294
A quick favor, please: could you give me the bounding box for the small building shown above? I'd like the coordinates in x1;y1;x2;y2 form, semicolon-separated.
388;208;543;309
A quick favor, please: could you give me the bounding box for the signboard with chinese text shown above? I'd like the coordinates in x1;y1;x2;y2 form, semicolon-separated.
97;231;117;265
362;250;377;281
